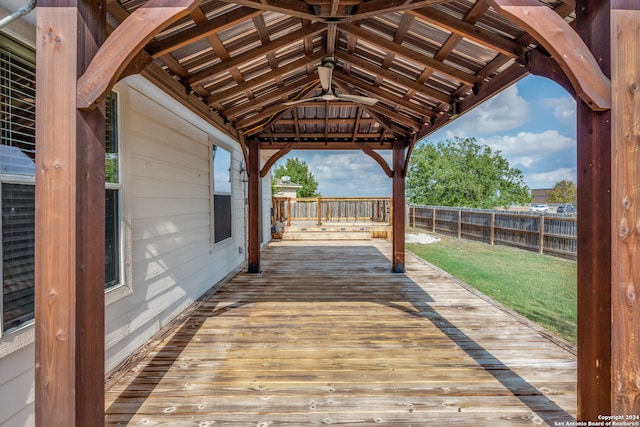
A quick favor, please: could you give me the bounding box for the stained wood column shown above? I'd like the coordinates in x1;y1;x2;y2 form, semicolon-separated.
35;2;106;426
609;0;640;414
576;0;612;418
392;140;406;273
248;139;261;273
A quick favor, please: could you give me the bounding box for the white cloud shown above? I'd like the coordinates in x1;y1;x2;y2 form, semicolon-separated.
443;85;531;138
526;168;576;190
479;130;575;169
477;130;576;189
308;152;392;196
543;96;576;124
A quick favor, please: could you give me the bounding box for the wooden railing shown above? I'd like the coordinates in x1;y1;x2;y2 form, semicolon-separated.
409;205;577;260
273;197;391;226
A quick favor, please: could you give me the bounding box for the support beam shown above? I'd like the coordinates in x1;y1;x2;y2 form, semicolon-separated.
575;0;612;419
360;144;393;178
36;2;106;426
609;2;640;414
77;0;202;109
261;143;294;178
248;139;261;273
487;0;611;110
391;140;406;273
520;48;576;98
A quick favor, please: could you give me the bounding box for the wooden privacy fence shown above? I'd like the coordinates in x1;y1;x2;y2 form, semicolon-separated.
273;197;391;226
409;205;577;260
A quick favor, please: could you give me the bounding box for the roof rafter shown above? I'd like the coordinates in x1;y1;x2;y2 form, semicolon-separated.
146;7;264;58
339;23;478;86
333;70;436;119
225;74;319;119
207;51;326;104
407;7;527;58
334;50;452;105
257;141;396;149
187;22;326;85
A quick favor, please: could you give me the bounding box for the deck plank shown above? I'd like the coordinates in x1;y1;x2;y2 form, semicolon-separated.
105;240;576;426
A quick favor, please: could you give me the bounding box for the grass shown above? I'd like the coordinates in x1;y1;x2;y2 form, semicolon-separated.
406;231;577;344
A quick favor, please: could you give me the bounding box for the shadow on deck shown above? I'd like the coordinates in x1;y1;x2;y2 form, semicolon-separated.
105;240;576;426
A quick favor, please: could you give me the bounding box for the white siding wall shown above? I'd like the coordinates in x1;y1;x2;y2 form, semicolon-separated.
0;339;34;427
0;71;273;426
104;75;254;371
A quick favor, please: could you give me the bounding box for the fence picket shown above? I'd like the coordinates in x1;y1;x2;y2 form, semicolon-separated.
410;205;577;260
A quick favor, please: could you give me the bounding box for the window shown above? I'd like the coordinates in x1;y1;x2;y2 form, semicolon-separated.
0;35;121;335
105;92;120;289
212;145;232;243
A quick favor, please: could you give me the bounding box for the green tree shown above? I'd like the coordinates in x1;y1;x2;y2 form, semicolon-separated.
407;137;531;208
273;157;320;197
547;179;576;204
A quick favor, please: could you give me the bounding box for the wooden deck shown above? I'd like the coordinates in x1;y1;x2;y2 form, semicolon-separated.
105;240;577;426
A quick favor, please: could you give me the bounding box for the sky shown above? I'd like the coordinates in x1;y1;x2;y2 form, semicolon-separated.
275;75;577;197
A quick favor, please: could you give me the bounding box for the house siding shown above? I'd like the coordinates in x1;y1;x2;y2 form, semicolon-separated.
0;342;34;427
104;75;257;372
0;71;270;426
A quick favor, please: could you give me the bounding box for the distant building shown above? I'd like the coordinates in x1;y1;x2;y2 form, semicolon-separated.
273;176;303;199
531;188;552;204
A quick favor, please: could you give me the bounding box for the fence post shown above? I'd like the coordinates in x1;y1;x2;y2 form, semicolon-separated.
432;207;436;232
317;198;322;226
490;212;495;245
412;206;416;228
458;209;462;239
539;216;545;254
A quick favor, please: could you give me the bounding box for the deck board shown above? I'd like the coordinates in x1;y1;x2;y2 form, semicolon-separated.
105;240;576;426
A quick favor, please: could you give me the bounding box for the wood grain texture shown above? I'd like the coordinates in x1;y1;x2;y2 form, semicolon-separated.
488;0;611;111
610;7;640;415
575;0;612;420
247;140;260;272
392;141;405;272
77;0;202;109
36;3;106;426
105;240;576;425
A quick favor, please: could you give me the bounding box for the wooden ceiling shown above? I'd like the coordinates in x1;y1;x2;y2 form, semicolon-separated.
108;0;576;150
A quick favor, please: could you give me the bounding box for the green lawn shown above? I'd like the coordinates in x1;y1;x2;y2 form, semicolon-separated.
406;232;577;344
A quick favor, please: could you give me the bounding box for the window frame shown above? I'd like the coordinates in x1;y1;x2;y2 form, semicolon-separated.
209;141;233;246
0;33;126;337
105;90;123;291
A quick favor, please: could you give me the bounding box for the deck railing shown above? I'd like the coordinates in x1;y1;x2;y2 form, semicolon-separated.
409;205;577;260
273;197;391;226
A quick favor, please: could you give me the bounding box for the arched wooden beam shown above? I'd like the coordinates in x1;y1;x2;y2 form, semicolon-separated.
518;48;576;98
403;133;418;178
77;0;202;110
487;0;610;111
360;144;393;178
260;143;294;178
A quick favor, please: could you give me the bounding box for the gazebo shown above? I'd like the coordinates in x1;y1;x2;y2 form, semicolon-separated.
34;0;637;425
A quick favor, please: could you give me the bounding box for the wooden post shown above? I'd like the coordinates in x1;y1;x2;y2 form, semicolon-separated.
610;1;640;414
575;0;613;420
457;209;462;239
287;198;291;226
432;207;436;232
248;139;260;273
317;197;322;226
411;205;416;228
538;216;545;254
392;140;406;273
35;2;106;426
490;213;495;245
